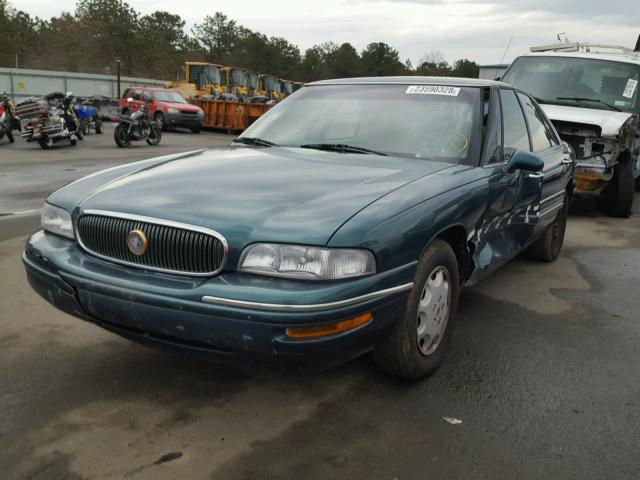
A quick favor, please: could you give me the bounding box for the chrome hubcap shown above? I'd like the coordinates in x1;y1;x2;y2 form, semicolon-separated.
417;266;451;356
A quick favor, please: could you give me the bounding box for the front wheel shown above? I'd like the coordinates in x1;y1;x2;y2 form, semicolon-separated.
528;193;568;262
146;124;162;146
114;124;130;148
154;112;166;131
373;240;460;379
598;154;634;218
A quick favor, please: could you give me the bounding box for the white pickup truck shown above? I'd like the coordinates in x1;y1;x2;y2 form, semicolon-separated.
502;40;640;217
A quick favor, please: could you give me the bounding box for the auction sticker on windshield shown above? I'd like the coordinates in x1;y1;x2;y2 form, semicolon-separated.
623;79;638;99
405;85;460;96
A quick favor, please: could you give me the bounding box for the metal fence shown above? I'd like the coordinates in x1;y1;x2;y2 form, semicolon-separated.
0;67;166;102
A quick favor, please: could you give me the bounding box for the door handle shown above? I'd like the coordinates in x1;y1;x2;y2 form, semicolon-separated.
527;172;544;179
561;158;573;165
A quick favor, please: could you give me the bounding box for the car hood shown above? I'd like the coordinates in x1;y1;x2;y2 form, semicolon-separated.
541;104;634;137
77;146;453;247
165;102;200;112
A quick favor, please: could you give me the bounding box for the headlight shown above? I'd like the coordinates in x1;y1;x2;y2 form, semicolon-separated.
41;203;74;239
239;243;376;280
167;107;179;113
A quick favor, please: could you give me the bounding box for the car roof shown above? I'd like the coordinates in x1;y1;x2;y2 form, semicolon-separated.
126;86;170;91
308;76;512;88
518;51;640;66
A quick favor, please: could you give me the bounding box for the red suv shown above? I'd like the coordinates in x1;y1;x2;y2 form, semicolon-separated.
120;87;205;133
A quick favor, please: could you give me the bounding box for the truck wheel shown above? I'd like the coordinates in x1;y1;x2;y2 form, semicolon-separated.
373;240;460;379
38;136;53;149
598;155;634;218
528;193;568;262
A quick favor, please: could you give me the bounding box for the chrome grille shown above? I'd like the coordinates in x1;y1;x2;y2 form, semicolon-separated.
76;212;227;276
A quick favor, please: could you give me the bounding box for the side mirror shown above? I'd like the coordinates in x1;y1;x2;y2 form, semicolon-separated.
506;150;544;174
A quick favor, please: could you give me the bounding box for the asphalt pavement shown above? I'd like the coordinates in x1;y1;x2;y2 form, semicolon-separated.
0;123;233;215
0;133;639;479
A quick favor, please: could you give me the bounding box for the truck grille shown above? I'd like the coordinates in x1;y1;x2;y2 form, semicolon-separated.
77;213;227;276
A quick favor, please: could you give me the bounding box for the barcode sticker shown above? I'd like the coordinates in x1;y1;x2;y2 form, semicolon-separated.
622;79;638;98
406;85;460;96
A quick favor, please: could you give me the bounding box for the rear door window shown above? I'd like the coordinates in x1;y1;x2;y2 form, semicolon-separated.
142;90;152;103
500;89;530;160
517;92;555;152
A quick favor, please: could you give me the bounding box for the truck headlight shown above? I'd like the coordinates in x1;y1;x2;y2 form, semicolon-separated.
167;107;179;113
41;203;74;239
239;243;376;280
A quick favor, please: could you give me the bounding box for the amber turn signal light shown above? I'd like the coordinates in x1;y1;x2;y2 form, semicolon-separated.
286;313;372;339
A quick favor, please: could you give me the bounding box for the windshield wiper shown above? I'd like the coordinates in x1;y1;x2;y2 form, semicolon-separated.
555;97;622;112
533;96;551;105
299;143;387;156
233;137;278;147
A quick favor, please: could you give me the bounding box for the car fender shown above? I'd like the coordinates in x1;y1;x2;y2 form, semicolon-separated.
328;166;489;276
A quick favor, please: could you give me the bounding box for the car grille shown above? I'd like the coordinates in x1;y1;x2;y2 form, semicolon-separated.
76;213;227;276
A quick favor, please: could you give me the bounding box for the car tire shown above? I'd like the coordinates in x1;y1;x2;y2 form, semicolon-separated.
527;193;568;262
598;154;634;218
373;239;460;379
191;127;201;134
154;112;166;131
38;136;53;149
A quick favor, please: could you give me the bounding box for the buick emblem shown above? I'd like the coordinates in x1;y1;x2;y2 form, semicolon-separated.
127;229;148;256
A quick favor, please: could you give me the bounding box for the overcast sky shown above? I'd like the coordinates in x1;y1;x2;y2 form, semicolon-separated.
12;0;640;65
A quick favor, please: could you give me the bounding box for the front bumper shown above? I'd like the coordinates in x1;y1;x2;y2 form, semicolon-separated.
23;231;414;369
164;111;205;129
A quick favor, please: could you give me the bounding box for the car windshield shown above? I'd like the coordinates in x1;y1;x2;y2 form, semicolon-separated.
502;56;640;112
239;84;481;163
154;91;187;104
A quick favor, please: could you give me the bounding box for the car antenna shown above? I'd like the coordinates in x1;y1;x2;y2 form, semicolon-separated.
499;35;513;64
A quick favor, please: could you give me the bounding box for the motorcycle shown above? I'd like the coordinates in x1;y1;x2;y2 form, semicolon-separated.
114;98;161;148
75;100;103;135
16;92;83;149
